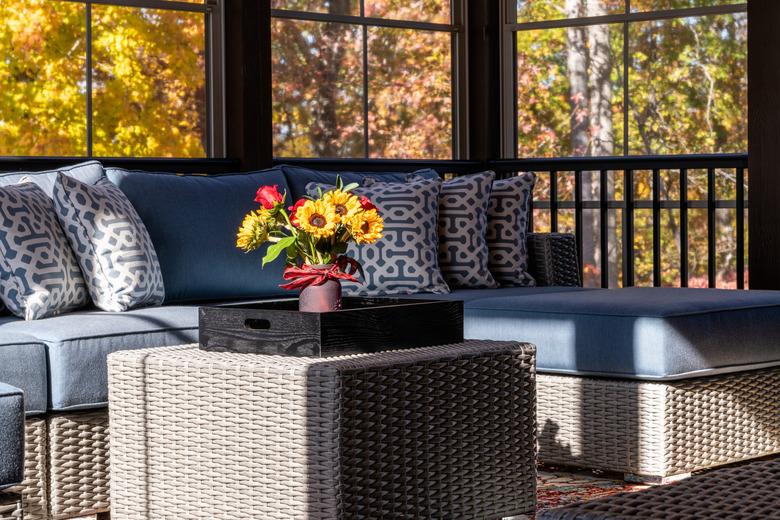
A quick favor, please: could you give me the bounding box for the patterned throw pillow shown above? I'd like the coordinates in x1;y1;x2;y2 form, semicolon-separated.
52;174;165;312
411;172;498;289
306;177;450;296
0;183;89;320
486;172;536;286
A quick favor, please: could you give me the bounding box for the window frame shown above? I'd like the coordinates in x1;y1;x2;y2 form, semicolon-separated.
500;0;748;159
33;0;225;158
270;0;467;160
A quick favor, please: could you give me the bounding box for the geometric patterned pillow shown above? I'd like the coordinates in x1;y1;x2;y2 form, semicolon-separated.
486;172;537;287
0;183;89;320
52;174;165;312
413;172;498;289
306;177;450;296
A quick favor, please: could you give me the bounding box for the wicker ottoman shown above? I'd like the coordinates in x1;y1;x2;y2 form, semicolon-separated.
108;341;537;520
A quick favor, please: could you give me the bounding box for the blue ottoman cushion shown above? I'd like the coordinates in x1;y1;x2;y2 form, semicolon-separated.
464;287;780;380
0;382;24;489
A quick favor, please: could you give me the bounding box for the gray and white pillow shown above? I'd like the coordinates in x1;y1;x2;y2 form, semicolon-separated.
486;172;536;286
307;177;450;296
52;174;165;312
0;183;89;320
411;172;498;289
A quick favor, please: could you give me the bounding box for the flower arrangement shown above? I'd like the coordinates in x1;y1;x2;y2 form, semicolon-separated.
236;178;384;310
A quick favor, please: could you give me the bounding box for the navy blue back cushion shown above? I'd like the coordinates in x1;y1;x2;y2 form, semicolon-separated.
106;167;291;303
279;164;441;201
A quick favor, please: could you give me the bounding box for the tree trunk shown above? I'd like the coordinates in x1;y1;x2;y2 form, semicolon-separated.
312;0;354;156
585;0;619;288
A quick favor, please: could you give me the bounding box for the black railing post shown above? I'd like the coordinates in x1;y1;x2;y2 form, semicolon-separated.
737;167;745;289
623;169;635;287
600;169;610;288
550;171;558;233
652;168;661;287
575;170;584;278
680;168;689;287
708;168;717;288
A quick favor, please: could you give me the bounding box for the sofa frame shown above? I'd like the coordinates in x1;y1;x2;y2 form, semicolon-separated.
10;233;780;518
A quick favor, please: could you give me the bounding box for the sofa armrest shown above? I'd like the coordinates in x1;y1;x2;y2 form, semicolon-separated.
527;233;582;287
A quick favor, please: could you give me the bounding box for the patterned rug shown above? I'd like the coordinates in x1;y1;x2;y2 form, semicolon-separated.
500;466;651;519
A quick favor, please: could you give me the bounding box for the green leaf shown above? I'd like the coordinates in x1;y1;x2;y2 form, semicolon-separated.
335;175;343;190
262;236;296;267
342;182;360;193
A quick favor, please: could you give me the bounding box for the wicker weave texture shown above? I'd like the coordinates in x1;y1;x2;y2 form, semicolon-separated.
48;412;110;520
527;233;582;287
539;457;780;519
537;368;780;477
108;342;537;520
7;418;48;520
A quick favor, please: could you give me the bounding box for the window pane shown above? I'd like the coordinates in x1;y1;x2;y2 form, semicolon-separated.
516;0;624;24
628;14;747;155
517;24;624;157
92;6;206;157
272;19;364;158
368;27;452;158
271;0;360;16
0;0;86;156
365;1;451;24
632;0;744;11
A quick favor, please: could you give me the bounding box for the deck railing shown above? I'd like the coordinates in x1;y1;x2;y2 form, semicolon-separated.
489;154;749;289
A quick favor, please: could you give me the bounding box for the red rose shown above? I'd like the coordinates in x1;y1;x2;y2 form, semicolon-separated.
255;185;283;209
288;198;307;227
359;196;377;211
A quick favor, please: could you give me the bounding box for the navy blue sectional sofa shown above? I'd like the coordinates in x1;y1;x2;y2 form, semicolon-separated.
2;162;780;518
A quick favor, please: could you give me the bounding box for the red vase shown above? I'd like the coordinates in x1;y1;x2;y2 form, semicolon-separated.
299;271;342;313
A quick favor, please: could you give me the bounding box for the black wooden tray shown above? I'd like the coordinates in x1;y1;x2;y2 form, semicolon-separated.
198;297;464;357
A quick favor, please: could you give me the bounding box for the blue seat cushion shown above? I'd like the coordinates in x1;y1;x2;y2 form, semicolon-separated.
463;287;780;380
0;383;24;489
279;164;440;201
0;306;199;411
0;318;47;415
0;161;104;197
106;167;292;303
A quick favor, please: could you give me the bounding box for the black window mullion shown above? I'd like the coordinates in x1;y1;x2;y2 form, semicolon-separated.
86;1;93;157
361;24;369;159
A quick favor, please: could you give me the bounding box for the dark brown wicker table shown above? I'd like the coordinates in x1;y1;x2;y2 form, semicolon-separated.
539;458;780;519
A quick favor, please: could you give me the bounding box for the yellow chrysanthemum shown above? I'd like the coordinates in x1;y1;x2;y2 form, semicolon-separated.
323;189;362;223
350;209;384;244
296;199;338;238
236;210;270;252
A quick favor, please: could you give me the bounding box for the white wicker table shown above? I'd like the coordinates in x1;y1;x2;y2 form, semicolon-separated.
107;341;537;520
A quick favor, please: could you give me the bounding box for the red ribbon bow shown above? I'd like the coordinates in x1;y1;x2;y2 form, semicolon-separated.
280;256;363;291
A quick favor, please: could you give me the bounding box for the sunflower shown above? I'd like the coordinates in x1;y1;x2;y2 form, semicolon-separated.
323;189;362;223
350;209;384;244
236;210;270;252
295;199;338;238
